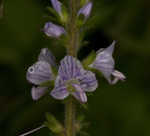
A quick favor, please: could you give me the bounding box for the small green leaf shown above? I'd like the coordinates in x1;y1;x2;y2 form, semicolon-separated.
60;5;68;24
45;113;64;134
47;7;59;18
77;14;85;27
81;103;88;110
80;0;89;7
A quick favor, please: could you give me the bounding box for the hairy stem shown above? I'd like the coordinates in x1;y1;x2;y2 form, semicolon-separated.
65;0;80;136
67;0;80;57
65;98;76;136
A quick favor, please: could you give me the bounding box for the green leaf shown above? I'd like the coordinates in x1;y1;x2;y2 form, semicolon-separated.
45;113;64;134
47;7;59;18
77;14;85;27
80;0;89;7
60;5;68;24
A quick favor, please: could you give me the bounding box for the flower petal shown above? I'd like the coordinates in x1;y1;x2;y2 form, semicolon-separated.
101;40;115;55
111;70;126;84
44;22;65;38
78;2;92;19
77;71;98;92
89;41;115;83
58;56;85;81
51;86;69;100
50;75;69;99
26;61;53;85
72;84;87;103
38;48;56;67
51;0;62;15
31;86;47;101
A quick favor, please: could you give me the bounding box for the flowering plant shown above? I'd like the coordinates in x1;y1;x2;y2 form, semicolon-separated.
22;0;126;136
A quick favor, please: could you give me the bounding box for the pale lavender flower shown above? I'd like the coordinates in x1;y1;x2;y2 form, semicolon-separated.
89;41;126;84
51;56;98;103
51;0;62;16
44;22;65;38
78;2;93;19
26;48;56;100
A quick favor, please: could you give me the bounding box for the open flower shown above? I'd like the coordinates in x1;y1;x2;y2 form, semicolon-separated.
26;48;56;100
89;41;126;84
44;22;66;38
78;2;93;19
51;56;98;103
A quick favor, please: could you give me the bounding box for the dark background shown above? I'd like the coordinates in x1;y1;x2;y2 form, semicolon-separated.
0;0;150;136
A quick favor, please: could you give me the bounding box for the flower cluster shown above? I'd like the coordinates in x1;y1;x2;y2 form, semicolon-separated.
27;42;125;102
27;48;97;103
26;0;126;103
43;0;93;38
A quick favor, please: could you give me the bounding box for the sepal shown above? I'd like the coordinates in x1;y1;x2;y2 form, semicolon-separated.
39;80;55;88
82;51;96;69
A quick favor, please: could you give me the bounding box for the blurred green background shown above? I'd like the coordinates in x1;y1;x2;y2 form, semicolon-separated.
0;0;150;136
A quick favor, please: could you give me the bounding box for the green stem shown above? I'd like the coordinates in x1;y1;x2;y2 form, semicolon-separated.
65;98;76;136
65;0;80;136
67;0;80;57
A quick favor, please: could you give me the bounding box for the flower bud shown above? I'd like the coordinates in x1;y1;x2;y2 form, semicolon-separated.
78;2;93;19
51;0;62;16
44;22;65;38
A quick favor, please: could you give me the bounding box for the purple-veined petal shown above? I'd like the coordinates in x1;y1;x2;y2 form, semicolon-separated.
72;84;87;103
58;56;85;81
50;75;69;99
77;71;98;92
51;86;69;100
111;70;126;84
31;86;47;101
38;48;56;67
78;2;92;19
96;41;115;55
26;61;53;85
44;22;65;38
51;0;62;16
89;41;115;83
